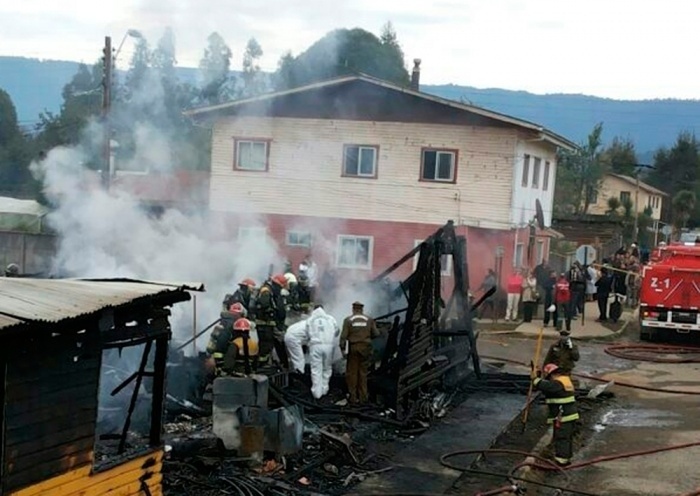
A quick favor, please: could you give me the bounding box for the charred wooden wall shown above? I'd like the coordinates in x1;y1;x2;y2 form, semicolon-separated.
1;326;101;494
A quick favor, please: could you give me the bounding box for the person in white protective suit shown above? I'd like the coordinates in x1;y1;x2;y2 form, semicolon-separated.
284;318;309;375
306;305;340;399
283;305;339;398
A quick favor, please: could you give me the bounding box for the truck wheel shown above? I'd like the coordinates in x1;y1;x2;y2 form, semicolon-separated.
640;324;654;342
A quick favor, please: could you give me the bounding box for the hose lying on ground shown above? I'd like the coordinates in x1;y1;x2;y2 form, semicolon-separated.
480;354;700;395
604;343;700;363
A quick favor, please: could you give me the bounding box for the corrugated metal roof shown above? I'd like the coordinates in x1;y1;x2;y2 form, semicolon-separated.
0;278;204;333
0;313;23;331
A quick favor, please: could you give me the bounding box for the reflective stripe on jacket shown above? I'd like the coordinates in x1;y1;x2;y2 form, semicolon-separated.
535;375;579;424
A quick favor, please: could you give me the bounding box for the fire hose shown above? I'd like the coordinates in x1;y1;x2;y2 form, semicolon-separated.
604;343;700;363
480;353;700;395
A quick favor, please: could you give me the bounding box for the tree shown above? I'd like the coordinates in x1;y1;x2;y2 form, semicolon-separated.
125;38;152;99
241;38;265;98
199;32;233;104
0;89;35;197
274;28;410;90
34;62;103;151
606;196;621;216
554;123;606;215
380;21;405;63
600;137;637;176
672;190;696;233
649;132;700;198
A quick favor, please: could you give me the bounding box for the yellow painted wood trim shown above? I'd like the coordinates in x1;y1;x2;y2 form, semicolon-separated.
8;450;163;496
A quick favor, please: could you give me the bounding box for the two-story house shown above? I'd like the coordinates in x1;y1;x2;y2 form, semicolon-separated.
587;173;667;221
186;75;575;288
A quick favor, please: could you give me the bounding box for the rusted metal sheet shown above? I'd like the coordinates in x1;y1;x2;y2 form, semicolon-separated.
0;278;203;333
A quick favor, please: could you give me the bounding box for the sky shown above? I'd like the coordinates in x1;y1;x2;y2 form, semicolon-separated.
1;0;699;100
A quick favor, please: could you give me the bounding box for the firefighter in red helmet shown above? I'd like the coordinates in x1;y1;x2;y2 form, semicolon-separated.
206;302;246;377
531;363;579;466
223;278;257;315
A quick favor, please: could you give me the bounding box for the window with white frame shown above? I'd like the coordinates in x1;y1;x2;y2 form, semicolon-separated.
514;243;524;267
543;161;550;191
238;226;268;243
412;240;452;276
536;240;545;264
421;149;456;182
343;145;378;177
234;139;269;171
286;230;312;247
620;191;631;204
337;235;373;269
522;155;530;187
532;157;541;188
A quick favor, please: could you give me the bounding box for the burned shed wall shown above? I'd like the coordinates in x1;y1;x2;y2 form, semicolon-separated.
2;326;101;493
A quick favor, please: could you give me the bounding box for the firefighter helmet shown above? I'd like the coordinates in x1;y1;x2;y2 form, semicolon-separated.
272;274;288;287
284;272;298;286
240;278;256;288
543;363;559;376
233;318;251;333
5;263;19;276
229;302;246;315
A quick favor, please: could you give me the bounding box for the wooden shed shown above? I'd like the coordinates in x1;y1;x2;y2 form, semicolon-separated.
0;278;203;496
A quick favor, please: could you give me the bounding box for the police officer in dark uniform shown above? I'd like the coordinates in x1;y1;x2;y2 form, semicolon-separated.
543;330;580;375
340;301;379;404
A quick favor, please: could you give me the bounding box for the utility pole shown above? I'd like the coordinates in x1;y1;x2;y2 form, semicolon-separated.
633;172;640;241
101;36;112;190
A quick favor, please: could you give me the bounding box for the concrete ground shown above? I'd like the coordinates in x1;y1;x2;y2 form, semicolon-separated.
477;308;700;496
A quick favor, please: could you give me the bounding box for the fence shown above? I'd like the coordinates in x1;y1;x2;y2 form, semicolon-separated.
0;231;57;275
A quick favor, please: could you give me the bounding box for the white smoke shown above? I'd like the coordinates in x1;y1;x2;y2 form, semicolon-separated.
30;132;282;354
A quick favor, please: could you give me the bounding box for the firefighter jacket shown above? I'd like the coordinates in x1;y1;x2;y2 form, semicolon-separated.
207;324;233;363
544;340;580;374
534;375;579;424
255;283;285;326
297;284;312;311
340;313;379;350
224;287;252;313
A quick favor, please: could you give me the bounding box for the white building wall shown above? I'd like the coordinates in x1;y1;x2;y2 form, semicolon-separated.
510;138;558;228
210;117;522;229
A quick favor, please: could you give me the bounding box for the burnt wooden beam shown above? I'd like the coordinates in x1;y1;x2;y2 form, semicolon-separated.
118;339;153;454
149;335;168;446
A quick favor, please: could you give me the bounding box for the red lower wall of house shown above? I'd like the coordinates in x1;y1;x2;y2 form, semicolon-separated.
214;212;549;291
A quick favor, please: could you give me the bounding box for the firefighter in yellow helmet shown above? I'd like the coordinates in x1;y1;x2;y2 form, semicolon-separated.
532;363;580;466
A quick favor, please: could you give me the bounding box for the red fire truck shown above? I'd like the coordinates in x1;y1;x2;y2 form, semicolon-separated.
639;243;700;341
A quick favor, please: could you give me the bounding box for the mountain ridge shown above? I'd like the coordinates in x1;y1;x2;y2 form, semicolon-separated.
2;56;698;155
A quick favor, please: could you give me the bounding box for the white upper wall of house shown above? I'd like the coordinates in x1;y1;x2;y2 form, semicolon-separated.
210;116;524;229
510;139;558;227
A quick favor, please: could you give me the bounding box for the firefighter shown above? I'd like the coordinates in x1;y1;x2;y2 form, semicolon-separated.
223;278;256;313
284;272;299;311
206;302;246;377
532;363;580;466
543;330;580;375
221;318;259;375
255;274;289;368
340;301;379;405
297;273;313;312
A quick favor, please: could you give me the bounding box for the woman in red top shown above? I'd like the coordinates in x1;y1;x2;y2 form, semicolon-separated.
554;273;572;332
505;269;524;321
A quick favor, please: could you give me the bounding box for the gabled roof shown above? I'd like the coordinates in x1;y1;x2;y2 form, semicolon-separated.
185;74;577;151
607;173;668;197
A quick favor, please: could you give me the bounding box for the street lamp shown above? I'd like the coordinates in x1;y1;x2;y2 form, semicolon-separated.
115;29;143;62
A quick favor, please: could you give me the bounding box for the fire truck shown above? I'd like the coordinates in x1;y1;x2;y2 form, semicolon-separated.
639;242;700;341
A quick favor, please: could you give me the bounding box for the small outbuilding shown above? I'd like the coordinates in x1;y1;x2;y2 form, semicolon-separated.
0;277;203;496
